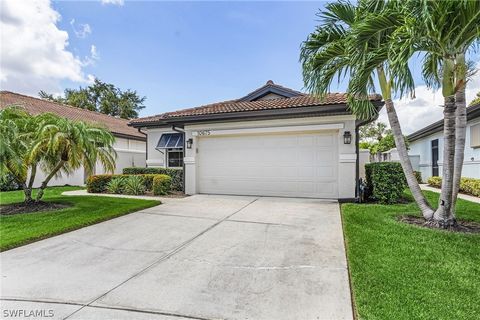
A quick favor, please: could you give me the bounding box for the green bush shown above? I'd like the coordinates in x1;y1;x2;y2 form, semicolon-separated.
106;177;125;194
123;176;146;195
123;167;183;191
365;162;407;204
0;172;21;191
87;174;168;194
87;174;120;193
414;171;423;184
152;174;172;195
428;176;480;197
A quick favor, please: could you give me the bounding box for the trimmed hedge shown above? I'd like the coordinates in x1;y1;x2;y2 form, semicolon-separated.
153;175;172;195
87;173;173;195
123;167;183;191
414;171;423;184
428;176;480;197
365;162;407;204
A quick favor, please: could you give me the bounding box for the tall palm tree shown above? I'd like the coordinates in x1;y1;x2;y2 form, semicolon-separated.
388;0;480;226
33;116;117;201
300;0;434;218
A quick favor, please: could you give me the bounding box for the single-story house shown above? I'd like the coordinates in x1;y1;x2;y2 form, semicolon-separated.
0;91;146;187
129;81;383;200
408;102;480;181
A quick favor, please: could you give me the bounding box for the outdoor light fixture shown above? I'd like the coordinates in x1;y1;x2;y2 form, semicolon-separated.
186;138;193;149
343;131;352;144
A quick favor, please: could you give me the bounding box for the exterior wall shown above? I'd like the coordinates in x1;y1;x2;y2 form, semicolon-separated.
178;115;358;199
359;149;370;180
32;136;146;187
409;118;480;181
145;127;178;167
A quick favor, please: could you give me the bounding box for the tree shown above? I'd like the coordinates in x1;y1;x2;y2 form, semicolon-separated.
300;0;434;218
0;106;117;203
390;0;480;226
359;121;391;143
470;92;480;107
39;78;146;119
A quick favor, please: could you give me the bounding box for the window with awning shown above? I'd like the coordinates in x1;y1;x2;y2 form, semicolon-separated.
156;133;184;150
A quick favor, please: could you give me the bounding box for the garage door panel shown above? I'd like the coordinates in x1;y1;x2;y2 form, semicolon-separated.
198;132;338;198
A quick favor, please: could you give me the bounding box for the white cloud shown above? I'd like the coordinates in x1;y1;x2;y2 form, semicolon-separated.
90;45;99;60
0;0;92;96
101;0;124;6
70;18;91;39
378;63;480;135
82;45;100;67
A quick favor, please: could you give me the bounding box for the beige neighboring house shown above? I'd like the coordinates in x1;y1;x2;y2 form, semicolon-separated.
129;81;383;200
0;91;147;187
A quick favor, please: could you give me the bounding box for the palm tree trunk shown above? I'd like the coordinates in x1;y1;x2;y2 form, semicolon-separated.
24;164;37;204
385;99;434;219
451;54;467;215
433;95;456;226
35;160;65;202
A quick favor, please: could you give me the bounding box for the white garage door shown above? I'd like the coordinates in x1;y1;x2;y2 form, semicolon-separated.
197;131;338;198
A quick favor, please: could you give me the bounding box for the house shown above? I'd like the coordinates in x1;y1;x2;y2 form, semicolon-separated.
407;102;480;181
129;81;383;200
0;91;146;187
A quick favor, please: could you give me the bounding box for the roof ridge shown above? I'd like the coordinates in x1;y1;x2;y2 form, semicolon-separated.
0;90;131;123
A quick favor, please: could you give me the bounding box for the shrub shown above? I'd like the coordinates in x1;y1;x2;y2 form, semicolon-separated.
152;174;172;195
365;162;407;204
428;176;480;197
0;173;21;191
123;175;146;195
414;171;423;184
123;167;183;191
87;174;120;193
427;176;442;188
106;177;125;194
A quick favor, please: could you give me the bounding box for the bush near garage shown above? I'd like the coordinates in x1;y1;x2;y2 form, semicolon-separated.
365;162;407;204
152;175;172;195
123;167;183;191
87;174;173;195
427;176;480;197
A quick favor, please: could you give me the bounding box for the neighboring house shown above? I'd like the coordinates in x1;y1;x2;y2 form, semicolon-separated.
0;91;146;187
129;81;383;200
408;102;480;181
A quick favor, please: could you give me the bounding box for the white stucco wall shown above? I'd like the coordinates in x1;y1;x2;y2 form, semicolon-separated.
144;115;358;199
409;118;480;181
32;136;146;187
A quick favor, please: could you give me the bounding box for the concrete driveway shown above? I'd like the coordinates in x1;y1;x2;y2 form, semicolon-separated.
0;195;352;320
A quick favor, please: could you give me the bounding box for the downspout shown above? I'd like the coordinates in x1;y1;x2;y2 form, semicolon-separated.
137;128;148;163
172;125;186;193
355;124;360;201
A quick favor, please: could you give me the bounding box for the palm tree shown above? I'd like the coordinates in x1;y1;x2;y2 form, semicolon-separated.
33;116;117;201
300;0;434;218
389;0;480;226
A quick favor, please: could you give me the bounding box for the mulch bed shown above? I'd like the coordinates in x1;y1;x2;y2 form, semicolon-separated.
399;215;480;234
0;202;72;216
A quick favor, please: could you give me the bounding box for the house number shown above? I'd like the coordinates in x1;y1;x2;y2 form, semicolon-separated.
197;130;211;136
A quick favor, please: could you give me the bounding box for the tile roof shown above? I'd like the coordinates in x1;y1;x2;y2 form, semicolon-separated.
0;91;145;140
130;81;382;125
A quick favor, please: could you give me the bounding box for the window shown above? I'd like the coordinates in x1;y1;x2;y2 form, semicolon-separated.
167;150;183;168
471;123;480;148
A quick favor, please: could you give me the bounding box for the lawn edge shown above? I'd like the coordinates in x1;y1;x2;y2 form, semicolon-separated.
0;197;160;252
339;203;359;320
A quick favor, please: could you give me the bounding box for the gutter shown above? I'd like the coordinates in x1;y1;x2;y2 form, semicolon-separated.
136;128;148;161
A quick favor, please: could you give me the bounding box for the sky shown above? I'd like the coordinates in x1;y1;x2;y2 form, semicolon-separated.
1;0;479;134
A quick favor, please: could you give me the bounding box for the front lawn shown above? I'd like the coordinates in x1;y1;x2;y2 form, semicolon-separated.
0;186;160;251
342;191;480;320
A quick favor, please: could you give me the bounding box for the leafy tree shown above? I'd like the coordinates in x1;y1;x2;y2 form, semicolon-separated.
300;0;434;218
360;121;391;143
469;92;480;107
0;106;116;203
39;78;146;119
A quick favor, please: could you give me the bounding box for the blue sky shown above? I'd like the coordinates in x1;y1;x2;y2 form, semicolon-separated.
54;1;329;117
2;0;479;133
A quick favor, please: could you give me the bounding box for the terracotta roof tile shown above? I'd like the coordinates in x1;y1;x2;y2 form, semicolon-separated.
0;91;145;140
131;89;382;125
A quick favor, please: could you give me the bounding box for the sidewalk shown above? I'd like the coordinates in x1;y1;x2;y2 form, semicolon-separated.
420;184;480;204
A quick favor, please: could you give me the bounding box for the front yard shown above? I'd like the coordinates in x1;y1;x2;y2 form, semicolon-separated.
342;190;480;319
0;186;160;251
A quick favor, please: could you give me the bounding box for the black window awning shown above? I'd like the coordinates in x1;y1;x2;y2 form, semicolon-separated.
156;133;184;149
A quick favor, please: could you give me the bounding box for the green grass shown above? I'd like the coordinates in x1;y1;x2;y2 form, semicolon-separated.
342;191;480;320
0;186;160;251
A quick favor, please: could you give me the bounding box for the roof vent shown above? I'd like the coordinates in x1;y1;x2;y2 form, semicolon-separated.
266;80;274;85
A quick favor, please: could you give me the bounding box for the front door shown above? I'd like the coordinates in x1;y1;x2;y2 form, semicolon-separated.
431;139;439;176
